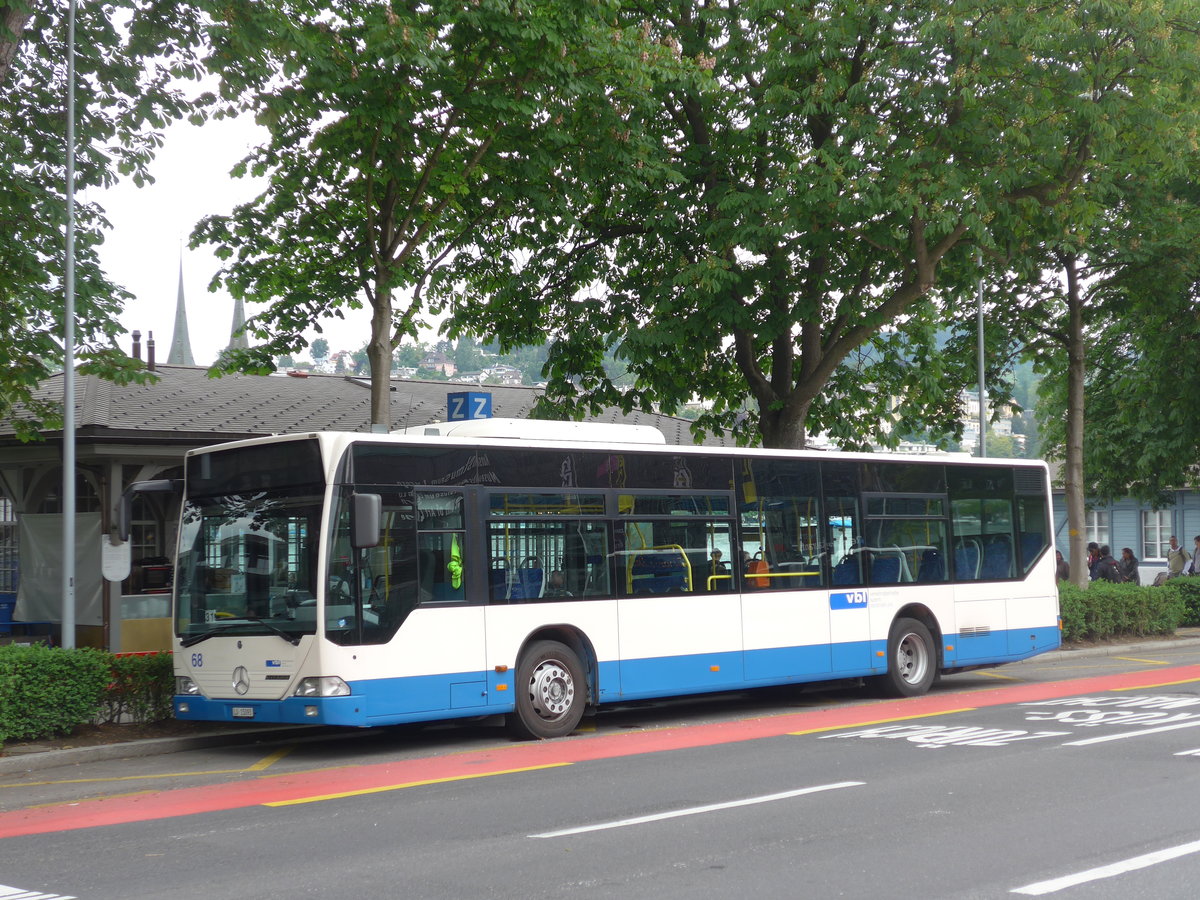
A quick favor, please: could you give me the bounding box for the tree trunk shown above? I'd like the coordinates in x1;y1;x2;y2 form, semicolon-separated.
758;397;812;450
1062;254;1088;589
367;285;393;430
0;5;31;89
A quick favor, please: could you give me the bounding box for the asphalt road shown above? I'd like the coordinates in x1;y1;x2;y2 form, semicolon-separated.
3;641;1200;899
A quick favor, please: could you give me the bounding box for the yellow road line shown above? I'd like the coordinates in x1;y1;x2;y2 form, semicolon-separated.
3;768;255;788
974;671;1022;681
3;745;295;788
788;707;976;737
263;762;573;807
244;746;294;771
1114;675;1200;692
1113;657;1170;665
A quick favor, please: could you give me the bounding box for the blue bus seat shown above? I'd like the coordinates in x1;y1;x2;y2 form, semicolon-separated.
870;555;901;584
1020;532;1044;569
513;566;544;600
630;552;689;594
954;541;980;580
916;548;945;582
980;537;1012;580
832;556;859;586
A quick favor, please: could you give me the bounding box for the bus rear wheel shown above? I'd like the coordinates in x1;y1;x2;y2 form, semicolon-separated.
873;617;936;698
507;640;587;740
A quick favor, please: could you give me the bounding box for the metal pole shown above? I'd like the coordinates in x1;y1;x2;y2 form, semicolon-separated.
61;0;78;648
976;249;986;459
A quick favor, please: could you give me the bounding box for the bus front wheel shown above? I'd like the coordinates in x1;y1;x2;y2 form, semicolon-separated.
507;640;587;740
874;617;936;698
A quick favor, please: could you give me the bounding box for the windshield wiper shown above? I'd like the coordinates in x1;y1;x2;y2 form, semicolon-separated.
180;618;303;648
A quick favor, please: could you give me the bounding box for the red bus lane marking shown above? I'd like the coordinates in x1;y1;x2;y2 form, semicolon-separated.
2;663;1198;839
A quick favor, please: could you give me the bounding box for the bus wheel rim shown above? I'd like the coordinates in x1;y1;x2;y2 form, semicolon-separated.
529;659;574;721
897;633;928;684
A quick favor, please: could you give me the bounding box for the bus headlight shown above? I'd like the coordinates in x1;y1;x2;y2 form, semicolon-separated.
294;676;351;698
175;676;201;696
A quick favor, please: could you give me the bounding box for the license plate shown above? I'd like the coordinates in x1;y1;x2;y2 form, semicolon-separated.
232;707;255;718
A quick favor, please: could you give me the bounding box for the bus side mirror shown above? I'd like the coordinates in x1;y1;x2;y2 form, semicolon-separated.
118;479;181;542
351;493;382;549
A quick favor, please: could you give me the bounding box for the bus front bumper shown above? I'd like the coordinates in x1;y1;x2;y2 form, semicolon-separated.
173;694;366;726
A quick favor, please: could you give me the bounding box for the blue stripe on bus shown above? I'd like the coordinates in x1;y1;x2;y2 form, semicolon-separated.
174;624;1060;727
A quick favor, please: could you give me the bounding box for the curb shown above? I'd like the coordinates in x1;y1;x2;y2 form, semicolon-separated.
0;725;336;777
1039;632;1200;664
4;634;1200;776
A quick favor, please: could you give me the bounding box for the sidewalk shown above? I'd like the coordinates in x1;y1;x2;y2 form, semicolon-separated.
4;629;1200;777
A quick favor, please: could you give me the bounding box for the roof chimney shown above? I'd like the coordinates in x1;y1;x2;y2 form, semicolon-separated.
131;330;142;361
146;331;156;372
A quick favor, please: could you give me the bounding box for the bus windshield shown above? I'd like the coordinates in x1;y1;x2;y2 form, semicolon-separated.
175;488;323;644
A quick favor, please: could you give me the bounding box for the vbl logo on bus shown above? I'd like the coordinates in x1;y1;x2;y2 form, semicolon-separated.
830;590;868;610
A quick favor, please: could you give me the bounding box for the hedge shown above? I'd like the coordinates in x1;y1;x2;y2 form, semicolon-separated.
0;644;111;744
1158;576;1200;627
98;651;176;726
1058;580;1187;643
0;646;175;747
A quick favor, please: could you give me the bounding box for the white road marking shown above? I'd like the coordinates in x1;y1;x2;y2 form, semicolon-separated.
529;781;865;838
1011;837;1200;895
0;886;77;900
1174;748;1200;756
1062;718;1200;746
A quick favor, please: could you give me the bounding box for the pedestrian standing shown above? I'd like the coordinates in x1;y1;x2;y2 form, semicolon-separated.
1055;550;1070;582
1119;548;1140;585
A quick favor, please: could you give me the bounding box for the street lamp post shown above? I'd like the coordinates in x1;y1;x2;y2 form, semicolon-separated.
61;0;78;648
976;250;986;459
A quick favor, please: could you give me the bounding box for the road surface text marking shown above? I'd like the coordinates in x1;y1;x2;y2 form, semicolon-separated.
263;762;571;806
0;884;77;900
529;782;865;838
1011;837;1200;895
1062;719;1200;746
820;724;1069;748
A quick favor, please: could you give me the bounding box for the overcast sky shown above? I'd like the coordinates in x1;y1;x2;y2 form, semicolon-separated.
92;116;374;367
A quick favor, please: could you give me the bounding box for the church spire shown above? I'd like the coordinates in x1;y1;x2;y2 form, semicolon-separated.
166;255;195;366
226;296;249;352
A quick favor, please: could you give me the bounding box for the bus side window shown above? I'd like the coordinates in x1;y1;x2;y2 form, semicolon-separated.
827;498;862;587
417;532;466;604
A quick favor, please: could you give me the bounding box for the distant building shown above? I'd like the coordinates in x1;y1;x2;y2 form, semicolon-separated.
1050;484;1200;585
420;350;455;376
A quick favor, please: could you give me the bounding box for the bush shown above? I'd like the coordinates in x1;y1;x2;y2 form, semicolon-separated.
0;644;110;744
98;651;175;725
1158;577;1200;627
1058;580;1186;643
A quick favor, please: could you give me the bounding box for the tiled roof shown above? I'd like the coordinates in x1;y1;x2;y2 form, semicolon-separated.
2;366;732;448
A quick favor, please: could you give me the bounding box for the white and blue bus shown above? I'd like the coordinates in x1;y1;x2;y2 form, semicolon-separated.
157;420;1059;739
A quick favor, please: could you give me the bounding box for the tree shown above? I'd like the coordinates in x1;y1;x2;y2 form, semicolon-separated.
1035;175;1200;506
393;342;425;371
309;338;329;362
196;0;672;429
1;0;203;439
0;3;32;87
969;15;1200;592
451;0;1199;449
451;338;484;374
